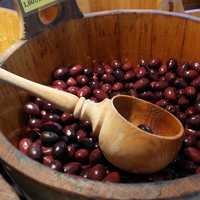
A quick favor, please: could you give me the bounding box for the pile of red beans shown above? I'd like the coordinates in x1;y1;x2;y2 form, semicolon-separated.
18;59;200;183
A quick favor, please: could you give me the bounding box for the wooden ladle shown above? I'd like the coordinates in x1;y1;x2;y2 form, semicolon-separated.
0;67;184;173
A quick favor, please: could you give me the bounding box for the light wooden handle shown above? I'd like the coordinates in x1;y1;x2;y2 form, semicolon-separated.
158;0;184;12
0;67;79;113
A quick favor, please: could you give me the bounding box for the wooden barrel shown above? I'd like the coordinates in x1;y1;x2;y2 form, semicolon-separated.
1;10;200;199
76;0;184;13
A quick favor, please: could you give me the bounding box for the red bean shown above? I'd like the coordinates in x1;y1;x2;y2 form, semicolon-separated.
184;147;200;163
104;172;121;183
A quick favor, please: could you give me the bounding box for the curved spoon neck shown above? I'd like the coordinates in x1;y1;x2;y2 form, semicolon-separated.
74;98;110;136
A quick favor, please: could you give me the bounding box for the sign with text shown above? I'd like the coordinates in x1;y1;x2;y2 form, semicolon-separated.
20;0;56;13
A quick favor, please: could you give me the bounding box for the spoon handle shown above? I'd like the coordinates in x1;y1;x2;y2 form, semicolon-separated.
0;67;79;113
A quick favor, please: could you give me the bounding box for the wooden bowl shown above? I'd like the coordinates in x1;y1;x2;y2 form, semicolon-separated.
2;10;200;199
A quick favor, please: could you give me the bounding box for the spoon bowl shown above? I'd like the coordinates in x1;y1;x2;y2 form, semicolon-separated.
99;95;184;173
0;67;184;173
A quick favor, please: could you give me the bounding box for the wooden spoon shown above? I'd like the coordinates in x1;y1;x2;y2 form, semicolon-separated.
0;67;184;173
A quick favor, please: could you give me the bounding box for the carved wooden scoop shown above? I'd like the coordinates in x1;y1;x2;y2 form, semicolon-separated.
0;67;184;173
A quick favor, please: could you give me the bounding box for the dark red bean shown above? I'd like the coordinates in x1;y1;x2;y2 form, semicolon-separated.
81;120;92;132
34;97;44;108
104;172;121;183
191;77;200;88
41;121;62;133
159;65;168;75
26;128;41;141
19;138;32;154
63;162;81;175
76;75;89;86
133;78;149;90
154;91;163;100
77;86;91;98
176;160;197;173
166;105;176;114
104;65;113;74
54;67;68;80
42;146;52;155
93;89;107;101
177;89;185;98
196;167;200;174
148;68;159;81
167;58;177;71
185;128;200;137
183;135;197;147
150;81;168;91
165;72;176;83
94;65;105;77
164;87;176;101
88;164;106;181
52;80;67;89
186;115;200;129
128;89;138;97
122;62;132;71
139;91;154;101
43;155;54;166
89;81;99;89
52;85;63;90
192;62;200;72
195;101;200;112
53;141;66;160
196;141;200;150
135;67;147;79
149;58;161;68
101;74;115;84
76;129;87;142
177;63;189;77
139;59;146;67
66;86;79;95
75;149;89;163
89;148;103;164
66;77;77;86
67;144;76;159
111;60;121;69
50;160;62;171
185;107;198;117
185;86;196;98
184;70;198;80
41;131;59;146
101;83;112;94
69;65;83;76
42;113;60;122
124;70;135;81
63;126;76;141
60;113;74;125
176;112;186;123
178;96;189;108
28;118;41;129
156;99;168;108
174;78;187;89
83;67;93;76
138;124;153;133
184;147;200;163
24;103;40;115
80;166;91;178
112;82;124;91
113;68;124;81
28;142;42;161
